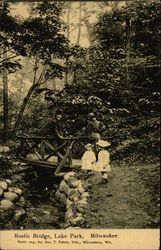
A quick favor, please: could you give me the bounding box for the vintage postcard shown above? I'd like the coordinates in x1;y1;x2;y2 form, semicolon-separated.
0;0;160;249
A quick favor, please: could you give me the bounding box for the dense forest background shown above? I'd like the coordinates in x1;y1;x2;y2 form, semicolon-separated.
0;0;160;163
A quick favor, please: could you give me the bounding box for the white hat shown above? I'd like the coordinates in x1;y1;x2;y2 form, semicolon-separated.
96;140;111;147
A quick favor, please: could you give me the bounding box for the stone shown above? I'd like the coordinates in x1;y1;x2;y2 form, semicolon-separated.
65;209;74;221
3;146;10;153
15;188;23;196
67;188;76;197
72;216;85;226
68;177;79;188
47;156;58;162
0;199;14;210
13;209;26;222
0;146;3;153
43;210;51;216
4;192;18;202
77;184;85;194
19;196;25;206
59;193;67;206
59;180;68;193
73;193;80;202
71;192;81;202
76;205;86;213
31;216;39;223
26;154;39;160
68;180;82;188
67;189;80;201
78;198;87;205
76;200;87;213
55;190;61;200
5;179;12;185
64;172;75;182
66;198;73;209
81;192;89;199
63;185;70;196
0;188;3;197
0;181;8;191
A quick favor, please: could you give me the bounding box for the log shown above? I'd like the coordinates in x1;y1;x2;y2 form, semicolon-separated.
55;140;75;176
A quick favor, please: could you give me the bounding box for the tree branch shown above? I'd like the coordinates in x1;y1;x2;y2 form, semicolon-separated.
0;54;19;64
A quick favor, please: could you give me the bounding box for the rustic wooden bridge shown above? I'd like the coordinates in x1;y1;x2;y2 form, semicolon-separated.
17;135;94;176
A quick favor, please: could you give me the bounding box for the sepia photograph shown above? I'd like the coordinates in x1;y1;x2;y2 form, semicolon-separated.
0;0;160;249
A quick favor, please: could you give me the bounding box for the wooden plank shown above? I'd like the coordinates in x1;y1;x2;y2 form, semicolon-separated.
19;158;69;169
55;140;75;175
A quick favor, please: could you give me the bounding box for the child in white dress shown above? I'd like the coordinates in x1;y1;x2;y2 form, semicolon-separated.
81;143;96;173
95;140;111;183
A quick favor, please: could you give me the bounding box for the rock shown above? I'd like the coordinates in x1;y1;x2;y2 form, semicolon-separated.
3;146;10;153
19;162;28;166
72;216;85;226
8;187;22;196
0;181;8;191
0;199;14;210
78;198;87;205
76;205;86;213
77;184;85;194
0;188;3;197
59;180;69;193
66;198;73;209
73;193;80;202
13;209;26;222
55;190;61;200
12;161;20;166
43;210;51;216
68;180;82;188
64;172;75;182
71;192;80;202
0;146;3;153
68;177;79;188
5;179;12;185
31;216;39;223
47;156;58;162
76;200;87;213
14;175;25;181
67;189;80;201
59;193;67;206
4;192;18;202
67;188;76;197
19;196;25;206
26;154;39;160
65;209;74;220
81;192;89;199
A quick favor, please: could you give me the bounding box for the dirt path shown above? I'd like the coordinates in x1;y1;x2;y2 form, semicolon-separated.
84;164;160;229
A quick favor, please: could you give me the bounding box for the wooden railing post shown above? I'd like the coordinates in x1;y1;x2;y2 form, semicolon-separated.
55;140;75;176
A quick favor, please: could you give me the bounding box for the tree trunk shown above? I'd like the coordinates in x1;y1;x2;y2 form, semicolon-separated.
64;3;71;85
126;16;131;83
76;2;83;45
2;40;8;143
13;65;47;136
13;84;36;136
83;4;93;46
18;57;30;99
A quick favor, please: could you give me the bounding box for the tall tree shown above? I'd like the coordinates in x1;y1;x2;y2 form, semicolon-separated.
13;1;69;135
0;1;25;141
